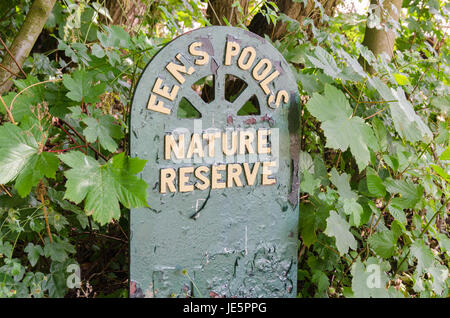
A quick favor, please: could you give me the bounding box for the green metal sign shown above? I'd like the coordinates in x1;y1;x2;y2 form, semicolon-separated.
130;26;300;298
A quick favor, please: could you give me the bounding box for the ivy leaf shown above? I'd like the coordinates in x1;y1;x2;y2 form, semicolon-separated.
306;84;377;171
324;210;357;255
410;239;435;274
24;243;44;267
59;151;148;225
368;230;396;258
63;70;106;104
0;123;58;197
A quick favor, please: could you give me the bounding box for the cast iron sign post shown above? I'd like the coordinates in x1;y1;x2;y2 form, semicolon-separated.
130;26;300;298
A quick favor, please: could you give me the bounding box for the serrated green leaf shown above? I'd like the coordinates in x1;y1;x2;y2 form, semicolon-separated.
384;178;423;209
410;239;435;274
299;151;314;174
312;270;329;294
368;230;396;258
300;171;320;194
342;198;363;226
14;152;59;197
324;210;357;255
428;263;449;296
366;167;386;197
59;151;148;225
330;168;358;200
299;204;317;247
97;25;131;49
307;47;341;78
369;77;432;143
430;164;450;182
82;115;123;152
393;73;411;86
63;70;106;104
43;239;75;263
306;85;377;170
437;233;450;254
0;123;57;196
388;202;407;224
24;243;44;267
371;116;388;152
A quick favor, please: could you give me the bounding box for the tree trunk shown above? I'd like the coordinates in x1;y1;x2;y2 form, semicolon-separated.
206;0;249;26
247;0;340;40
0;0;57;94
104;0;148;31
360;0;402;73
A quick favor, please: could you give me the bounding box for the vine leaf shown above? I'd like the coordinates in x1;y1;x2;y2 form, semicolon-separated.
306;84;377;171
59;151;148;225
324;210;357;255
0;123;58;197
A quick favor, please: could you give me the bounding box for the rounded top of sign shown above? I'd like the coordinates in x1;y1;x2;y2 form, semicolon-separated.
131;26;299;126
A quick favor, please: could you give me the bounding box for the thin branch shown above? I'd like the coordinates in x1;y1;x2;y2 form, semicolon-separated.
10;78;62;112
0;63;21;78
37;182;53;244
317;240;352;263
0;184;12;197
207;0;222;25
363;107;387;120
0;94;16;124
60;119;109;161
0;35;27;78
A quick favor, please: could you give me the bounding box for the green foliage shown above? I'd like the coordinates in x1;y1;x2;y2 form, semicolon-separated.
286;0;449;298
60;152;147;225
306;84;377;171
0;0;448;298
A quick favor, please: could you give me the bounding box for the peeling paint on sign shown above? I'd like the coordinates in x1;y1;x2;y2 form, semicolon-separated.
130;26;300;298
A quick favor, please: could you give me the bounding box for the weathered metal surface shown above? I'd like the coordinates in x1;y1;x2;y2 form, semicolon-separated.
130;26;300;298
